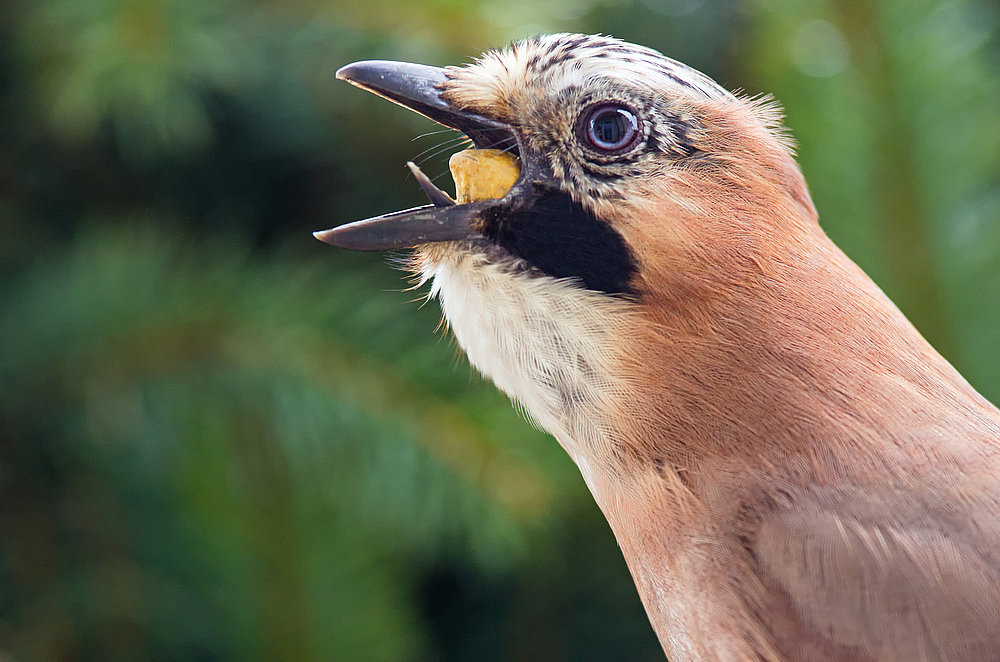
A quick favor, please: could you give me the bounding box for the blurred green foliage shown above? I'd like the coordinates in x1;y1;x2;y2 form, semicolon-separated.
0;0;997;660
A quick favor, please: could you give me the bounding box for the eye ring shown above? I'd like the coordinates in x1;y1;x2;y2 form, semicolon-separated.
578;103;642;154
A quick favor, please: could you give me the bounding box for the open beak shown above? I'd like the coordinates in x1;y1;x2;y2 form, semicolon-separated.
314;60;529;251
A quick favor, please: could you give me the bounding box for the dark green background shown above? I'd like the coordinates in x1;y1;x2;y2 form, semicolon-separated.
1;0;998;659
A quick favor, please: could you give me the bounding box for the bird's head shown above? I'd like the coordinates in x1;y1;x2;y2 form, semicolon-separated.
318;33;817;301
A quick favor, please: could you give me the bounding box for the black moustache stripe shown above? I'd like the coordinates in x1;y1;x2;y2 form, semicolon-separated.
482;189;639;297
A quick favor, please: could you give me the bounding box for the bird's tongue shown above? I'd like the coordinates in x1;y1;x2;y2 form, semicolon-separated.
448;149;521;204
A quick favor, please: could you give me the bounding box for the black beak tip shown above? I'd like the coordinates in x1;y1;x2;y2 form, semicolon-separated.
313;227;340;245
335;62;362;82
312;222;388;251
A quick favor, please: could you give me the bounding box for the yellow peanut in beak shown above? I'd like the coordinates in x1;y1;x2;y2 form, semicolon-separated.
449;149;521;204
314;148;522;250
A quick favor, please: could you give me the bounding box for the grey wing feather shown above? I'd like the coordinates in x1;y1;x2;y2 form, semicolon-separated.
752;493;1000;662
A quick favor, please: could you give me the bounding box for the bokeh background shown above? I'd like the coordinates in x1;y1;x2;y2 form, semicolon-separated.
1;0;998;660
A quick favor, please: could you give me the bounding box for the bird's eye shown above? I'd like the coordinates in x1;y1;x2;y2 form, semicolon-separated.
580;104;641;153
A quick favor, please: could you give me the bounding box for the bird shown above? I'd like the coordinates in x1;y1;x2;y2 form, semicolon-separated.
315;34;1000;661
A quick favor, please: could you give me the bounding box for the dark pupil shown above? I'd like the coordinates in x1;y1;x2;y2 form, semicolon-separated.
593;111;626;144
